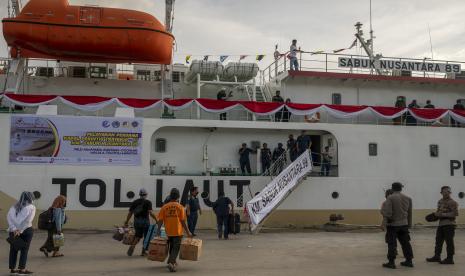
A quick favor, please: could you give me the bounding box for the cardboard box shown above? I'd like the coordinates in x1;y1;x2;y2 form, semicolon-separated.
180;238;202;261
147;238;168;262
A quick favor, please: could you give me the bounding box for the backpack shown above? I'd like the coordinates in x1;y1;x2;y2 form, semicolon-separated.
38;209;54;230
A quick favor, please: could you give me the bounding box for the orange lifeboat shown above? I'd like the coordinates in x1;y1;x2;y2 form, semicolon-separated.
2;0;174;64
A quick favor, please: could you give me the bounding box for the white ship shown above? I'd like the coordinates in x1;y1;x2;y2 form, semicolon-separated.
1;0;464;229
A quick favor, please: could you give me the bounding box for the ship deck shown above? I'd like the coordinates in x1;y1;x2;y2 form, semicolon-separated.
1;228;464;275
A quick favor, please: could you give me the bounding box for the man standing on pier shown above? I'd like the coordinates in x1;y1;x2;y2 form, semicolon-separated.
381;182;414;269
426;186;459;264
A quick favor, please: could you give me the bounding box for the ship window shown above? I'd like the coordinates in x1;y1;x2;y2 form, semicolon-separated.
90;66;107;79
154;71;161;81
332;93;341;105
155;138;166;152
172;71;180;83
71;67;87;78
137;70;151;81
36;67;54;77
369;143;377;156
430;144;439;157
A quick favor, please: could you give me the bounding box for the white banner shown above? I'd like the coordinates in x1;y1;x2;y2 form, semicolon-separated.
338;57;461;73
246;150;312;229
9;115;143;166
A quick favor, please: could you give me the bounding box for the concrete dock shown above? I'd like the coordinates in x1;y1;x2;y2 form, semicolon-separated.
1;228;464;275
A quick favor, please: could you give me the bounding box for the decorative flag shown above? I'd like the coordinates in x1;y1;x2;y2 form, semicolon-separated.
185;55;192;64
256;55;265;61
203;55;209;61
239;55;248;61
310;50;325;55
333;39;358;53
220;55;229;63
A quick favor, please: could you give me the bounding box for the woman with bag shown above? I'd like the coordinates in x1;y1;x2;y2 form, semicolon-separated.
40;195;67;258
6;191;36;275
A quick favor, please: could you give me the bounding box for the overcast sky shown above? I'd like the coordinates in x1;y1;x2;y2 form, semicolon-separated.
1;0;465;66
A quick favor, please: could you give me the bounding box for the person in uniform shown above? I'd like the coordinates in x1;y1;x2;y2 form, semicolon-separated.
238;143;255;175
287;134;298;162
260;143;272;174
186;187;202;236
426;186;459;264
380;182;414;269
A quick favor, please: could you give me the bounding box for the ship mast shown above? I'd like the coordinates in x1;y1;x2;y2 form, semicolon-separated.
161;0;176;100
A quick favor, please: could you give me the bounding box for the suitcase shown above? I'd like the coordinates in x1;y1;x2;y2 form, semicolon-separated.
228;213;241;234
147;238;168;262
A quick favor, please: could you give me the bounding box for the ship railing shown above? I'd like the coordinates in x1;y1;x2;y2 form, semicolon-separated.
259;52;465;86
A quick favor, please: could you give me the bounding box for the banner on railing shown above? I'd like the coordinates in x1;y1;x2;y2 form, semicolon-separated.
9;115;143;165
338;57;461;73
246;150;312;230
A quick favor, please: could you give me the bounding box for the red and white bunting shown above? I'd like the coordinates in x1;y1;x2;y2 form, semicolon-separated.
2;93;465;123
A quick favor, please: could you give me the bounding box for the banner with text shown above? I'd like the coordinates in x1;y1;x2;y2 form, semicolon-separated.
246;150;312;230
338;57;461;73
9;115;143;165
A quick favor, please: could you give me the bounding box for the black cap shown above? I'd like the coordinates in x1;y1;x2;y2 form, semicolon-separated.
392;182;403;191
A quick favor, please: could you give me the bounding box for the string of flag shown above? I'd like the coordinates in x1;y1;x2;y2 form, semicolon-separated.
183;39;360;64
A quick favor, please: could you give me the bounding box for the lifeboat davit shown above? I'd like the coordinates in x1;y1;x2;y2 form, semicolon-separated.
2;0;174;64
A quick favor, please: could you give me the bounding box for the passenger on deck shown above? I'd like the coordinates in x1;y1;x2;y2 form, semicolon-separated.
260;143;272;174
321;146;332;177
281;98;292;122
296;130;312;156
272;143;286;174
273;91;285;122
217;88;233;120
424;100;435;109
406;100;419;126
238;143;256;175
451;100;464;127
289;39;300;71
393;97;407;125
287;134;298;162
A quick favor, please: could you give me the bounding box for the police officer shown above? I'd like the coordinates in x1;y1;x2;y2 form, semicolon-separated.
238;143;255;175
380;182;414;269
426;186;459;264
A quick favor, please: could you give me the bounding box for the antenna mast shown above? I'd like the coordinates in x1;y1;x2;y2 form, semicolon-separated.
369;0;374;54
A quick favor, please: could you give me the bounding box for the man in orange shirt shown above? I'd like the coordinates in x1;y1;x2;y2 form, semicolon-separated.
157;188;192;272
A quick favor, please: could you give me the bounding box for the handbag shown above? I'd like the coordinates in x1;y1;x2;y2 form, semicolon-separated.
425;212;439;222
53;233;65;247
6;236;27;251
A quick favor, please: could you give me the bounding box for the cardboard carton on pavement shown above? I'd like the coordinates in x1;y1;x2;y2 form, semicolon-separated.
180;238;202;261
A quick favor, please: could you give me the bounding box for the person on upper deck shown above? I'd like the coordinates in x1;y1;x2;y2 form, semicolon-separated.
289;39;300;71
394;97;407;125
406;100;419;126
451;100;464;127
424;100;435;109
239;143;256;175
260;143;272;174
273;91;285;122
296;130;312;157
281;98;292;122
287;134;298;162
217;88;233;120
272;143;286;175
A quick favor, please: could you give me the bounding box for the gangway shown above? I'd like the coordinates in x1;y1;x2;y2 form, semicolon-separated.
245;150;313;233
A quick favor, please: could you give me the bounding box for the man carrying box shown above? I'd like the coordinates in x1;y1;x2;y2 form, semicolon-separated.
157;188;193;272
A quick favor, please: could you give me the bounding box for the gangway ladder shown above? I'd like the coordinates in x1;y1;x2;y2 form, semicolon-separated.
245;85;273;121
245;150;313;234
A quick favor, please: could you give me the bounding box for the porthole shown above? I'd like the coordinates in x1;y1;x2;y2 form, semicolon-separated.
459;192;464;199
126;191;135;199
331;191;339;199
33;191;41;200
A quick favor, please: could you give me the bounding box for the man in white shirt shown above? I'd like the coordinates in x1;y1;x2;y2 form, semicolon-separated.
289;39;300;71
